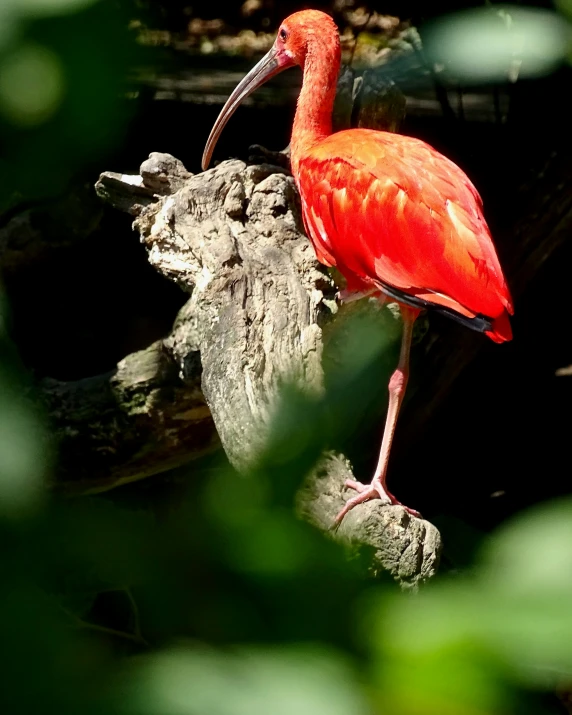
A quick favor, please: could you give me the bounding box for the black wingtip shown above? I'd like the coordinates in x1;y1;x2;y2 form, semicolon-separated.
378;282;493;334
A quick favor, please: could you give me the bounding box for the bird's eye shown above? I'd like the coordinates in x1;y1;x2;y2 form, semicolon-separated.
279;28;288;40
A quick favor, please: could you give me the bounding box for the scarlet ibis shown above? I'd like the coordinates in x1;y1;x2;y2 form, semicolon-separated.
202;9;513;524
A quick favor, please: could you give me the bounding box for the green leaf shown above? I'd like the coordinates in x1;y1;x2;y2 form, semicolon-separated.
0;43;65;127
475;500;572;685
480;499;572;597
423;6;571;82
35;497;157;598
0;294;48;519
122;644;369;715
20;0;100;18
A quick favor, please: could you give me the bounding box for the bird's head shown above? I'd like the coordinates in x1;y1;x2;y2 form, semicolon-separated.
201;10;339;171
275;10;339;67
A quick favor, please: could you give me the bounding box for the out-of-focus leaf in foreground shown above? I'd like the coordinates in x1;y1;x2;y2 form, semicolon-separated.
0;294;48;519
120;645;370;715
232;300;400;513
556;0;572;26
19;0;100;17
423;6;571;83
0;0;135;213
478;500;572;685
0;43;65;127
364;499;572;714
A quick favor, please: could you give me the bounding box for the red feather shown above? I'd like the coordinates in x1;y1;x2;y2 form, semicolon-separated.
297;129;513;342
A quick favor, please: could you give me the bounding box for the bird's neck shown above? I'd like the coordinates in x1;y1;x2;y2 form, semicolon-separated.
290;47;340;177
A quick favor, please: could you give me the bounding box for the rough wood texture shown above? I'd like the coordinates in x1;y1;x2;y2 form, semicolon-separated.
88;150;441;587
124;154;332;470
42;339;218;495
299;453;441;587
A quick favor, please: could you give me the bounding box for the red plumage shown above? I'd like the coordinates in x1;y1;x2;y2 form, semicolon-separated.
298;130;513;343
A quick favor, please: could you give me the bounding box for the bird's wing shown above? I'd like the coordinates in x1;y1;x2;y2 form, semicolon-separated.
297;129;513;320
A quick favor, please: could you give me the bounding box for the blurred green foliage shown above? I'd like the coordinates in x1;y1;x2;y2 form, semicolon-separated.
0;297;48;519
0;0;135;215
0;294;571;715
422;5;571;84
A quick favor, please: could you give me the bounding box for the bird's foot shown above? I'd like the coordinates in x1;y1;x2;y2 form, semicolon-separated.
333;478;421;528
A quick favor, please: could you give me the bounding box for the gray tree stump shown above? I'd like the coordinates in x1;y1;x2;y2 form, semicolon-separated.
89;151;441;587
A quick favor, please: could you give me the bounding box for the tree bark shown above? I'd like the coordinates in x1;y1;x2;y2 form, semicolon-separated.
298;452;441;586
75;150;439;587
41;339;217;495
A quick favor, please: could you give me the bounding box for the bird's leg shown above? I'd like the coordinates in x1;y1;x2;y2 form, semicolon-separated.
333;305;421;526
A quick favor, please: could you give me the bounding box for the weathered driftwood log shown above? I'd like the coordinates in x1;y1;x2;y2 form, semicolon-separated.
42;339;217;495
86;151;441;586
299;452;441;586
126;154;331;470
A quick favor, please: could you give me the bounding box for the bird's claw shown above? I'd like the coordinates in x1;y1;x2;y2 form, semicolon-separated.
332;478;422;529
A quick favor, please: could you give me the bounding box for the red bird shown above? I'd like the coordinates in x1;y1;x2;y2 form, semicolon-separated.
202;10;513;524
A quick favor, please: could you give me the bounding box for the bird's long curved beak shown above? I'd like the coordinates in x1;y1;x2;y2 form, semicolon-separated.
201;46;292;171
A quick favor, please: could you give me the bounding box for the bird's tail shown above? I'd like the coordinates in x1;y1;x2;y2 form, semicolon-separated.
486;309;513;343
